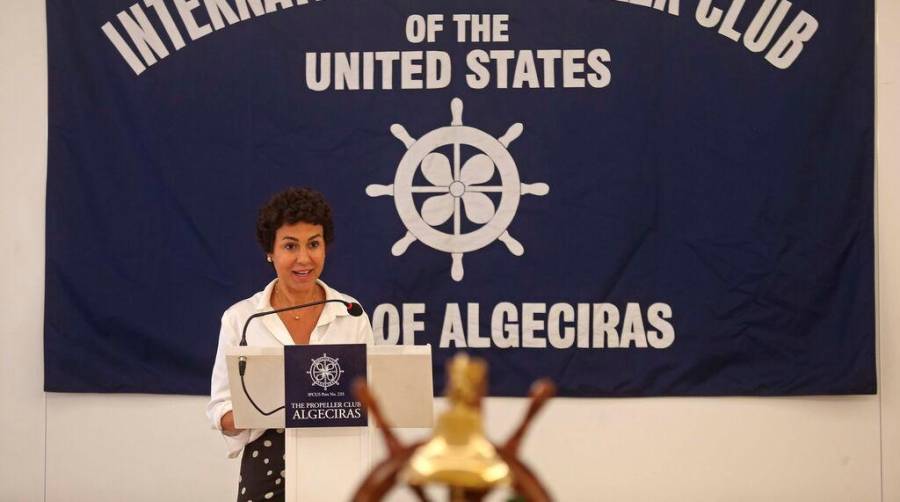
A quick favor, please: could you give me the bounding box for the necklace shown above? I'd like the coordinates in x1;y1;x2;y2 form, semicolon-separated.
274;281;320;320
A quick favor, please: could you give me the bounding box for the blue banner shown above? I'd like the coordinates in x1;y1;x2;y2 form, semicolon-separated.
45;0;875;396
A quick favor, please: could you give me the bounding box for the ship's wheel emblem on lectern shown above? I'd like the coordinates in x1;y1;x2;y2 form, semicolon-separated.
307;353;344;390
366;97;549;281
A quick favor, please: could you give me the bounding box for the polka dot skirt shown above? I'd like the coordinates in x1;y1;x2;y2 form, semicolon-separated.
237;428;285;502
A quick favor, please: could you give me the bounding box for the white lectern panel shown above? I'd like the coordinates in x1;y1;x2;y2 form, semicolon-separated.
226;346;285;429
368;345;434;428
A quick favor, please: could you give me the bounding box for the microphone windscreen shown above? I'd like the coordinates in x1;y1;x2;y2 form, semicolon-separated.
346;302;364;317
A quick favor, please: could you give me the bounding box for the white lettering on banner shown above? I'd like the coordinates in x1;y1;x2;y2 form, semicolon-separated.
145;0;187;51
437;303;490;348
647;302;675;348
576;303;591;348
401;51;424;89
406;14;444;43
427;52;453;88
112;5;170;69
547;303;575;349
593;303;620;348
521;303;547;348
694;0;818;68
587;50;613;88
376;52;400;88
306;51;453;91
312;48;610;91
100;4;817;76
492;302;519;348
466;304;489;348
334;53;360;90
465;49;611;90
377;302;676;350
620;302;649;348
172;0;213;41
764;12;819;70
371;303;399;344
451;14;510;43
101;22;149;75
101;0;325;74
403;303;425;345
439;304;466;348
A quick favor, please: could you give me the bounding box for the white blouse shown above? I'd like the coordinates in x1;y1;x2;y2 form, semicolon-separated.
207;279;374;457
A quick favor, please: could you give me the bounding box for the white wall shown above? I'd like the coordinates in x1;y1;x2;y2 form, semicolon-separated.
875;1;900;499
0;1;48;501
2;1;897;500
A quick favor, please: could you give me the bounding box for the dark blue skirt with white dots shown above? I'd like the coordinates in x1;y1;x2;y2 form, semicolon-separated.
237;428;285;502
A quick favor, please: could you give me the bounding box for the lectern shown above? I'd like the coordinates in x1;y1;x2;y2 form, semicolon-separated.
226;344;434;502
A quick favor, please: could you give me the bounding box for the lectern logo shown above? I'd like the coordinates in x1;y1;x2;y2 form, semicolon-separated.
366;97;549;281
306;353;344;390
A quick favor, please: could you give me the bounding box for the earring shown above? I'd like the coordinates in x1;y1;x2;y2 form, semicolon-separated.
266;256;273;263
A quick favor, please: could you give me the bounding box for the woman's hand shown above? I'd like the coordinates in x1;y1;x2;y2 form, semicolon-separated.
220;411;242;435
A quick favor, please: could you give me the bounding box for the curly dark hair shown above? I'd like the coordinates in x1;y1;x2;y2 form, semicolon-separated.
256;187;334;253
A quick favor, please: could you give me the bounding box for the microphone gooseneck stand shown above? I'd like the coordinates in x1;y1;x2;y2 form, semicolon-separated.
238;298;364;416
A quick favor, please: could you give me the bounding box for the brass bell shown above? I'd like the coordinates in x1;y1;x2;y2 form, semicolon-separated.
402;354;511;490
352;352;556;502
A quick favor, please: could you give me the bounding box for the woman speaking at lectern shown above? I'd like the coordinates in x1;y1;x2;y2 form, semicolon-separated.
207;187;374;502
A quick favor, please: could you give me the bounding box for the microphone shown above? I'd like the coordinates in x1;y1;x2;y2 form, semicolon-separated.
236;297;364;416
346;301;363;317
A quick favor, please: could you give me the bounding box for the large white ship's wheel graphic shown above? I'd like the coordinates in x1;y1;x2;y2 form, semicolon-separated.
367;98;549;281
307;353;343;390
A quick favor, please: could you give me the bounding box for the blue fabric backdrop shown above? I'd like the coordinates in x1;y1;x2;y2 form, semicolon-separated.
45;0;875;396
